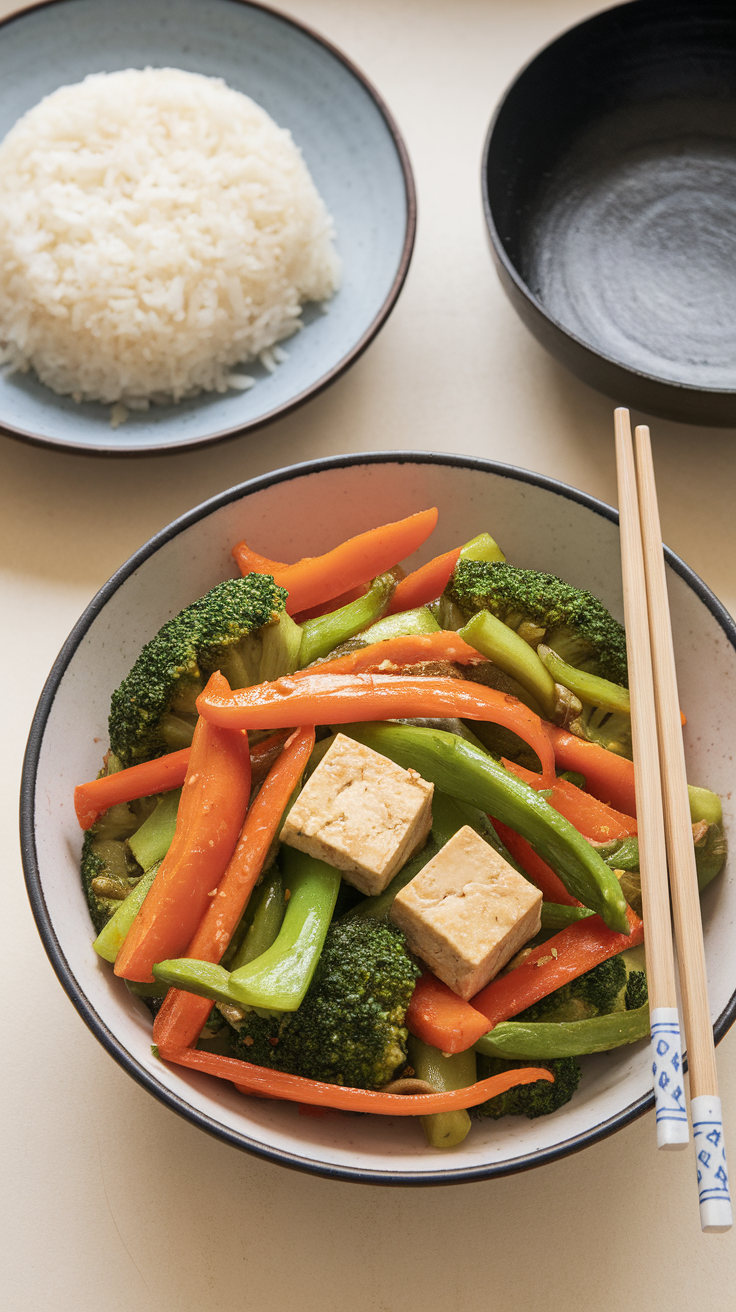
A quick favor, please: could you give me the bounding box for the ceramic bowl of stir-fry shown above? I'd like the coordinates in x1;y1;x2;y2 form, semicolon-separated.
21;452;736;1183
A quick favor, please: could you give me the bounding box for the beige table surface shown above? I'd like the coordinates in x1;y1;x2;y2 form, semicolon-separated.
3;0;736;1306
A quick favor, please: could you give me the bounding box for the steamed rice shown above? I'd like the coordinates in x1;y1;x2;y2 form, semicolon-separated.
0;68;341;410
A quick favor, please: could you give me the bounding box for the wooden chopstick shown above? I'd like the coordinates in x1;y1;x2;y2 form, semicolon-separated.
632;419;732;1233
614;408;687;1152
615;408;732;1232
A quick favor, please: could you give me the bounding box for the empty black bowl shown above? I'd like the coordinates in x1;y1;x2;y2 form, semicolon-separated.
482;0;736;426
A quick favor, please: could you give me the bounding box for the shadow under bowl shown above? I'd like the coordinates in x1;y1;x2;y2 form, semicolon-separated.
483;0;736;426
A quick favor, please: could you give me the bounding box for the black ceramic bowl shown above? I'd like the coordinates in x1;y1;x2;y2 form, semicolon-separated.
483;0;736;427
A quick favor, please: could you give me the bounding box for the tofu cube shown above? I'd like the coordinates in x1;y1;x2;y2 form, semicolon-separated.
280;733;434;896
390;826;542;999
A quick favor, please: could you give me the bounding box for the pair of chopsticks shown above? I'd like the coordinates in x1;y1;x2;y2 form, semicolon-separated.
614;408;732;1233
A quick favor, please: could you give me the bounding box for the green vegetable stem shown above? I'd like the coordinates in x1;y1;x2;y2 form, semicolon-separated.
537;645;630;714
93;862;160;963
227;868;287;971
360;605;440;645
127;788;181;870
408;1036;476;1149
474;1005;650;1060
298;573;395;667
228;847;340;1011
459;610;555;719
152;854;339;1011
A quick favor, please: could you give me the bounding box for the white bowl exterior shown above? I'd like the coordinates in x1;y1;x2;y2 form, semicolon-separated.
29;458;736;1180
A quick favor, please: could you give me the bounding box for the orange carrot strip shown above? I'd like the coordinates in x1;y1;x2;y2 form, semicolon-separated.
387;547;462;614
502;759;638;842
405;972;491;1053
232;544;288;577
153;726;315;1049
292;631;485;678
114;714;251;983
492;819;580;906
542;723;637;816
158;1045;554;1114
74;749;191;830
74;732;289;831
197;669;556;785
471;907;644;1029
267;508;439;615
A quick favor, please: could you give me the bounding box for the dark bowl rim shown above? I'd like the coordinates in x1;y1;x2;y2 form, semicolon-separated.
19;448;736;1185
480;0;736;404
0;0;417;458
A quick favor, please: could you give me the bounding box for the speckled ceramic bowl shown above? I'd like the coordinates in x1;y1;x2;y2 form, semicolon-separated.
20;453;736;1183
0;0;414;455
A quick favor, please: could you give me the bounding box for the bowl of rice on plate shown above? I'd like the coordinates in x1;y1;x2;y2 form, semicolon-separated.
0;0;415;454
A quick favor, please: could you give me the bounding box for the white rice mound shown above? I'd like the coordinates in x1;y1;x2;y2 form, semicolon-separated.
0;68;341;408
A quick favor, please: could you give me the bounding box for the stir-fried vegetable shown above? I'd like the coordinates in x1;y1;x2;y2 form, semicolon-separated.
233;508;438;615
152;726;314;1050
74;505;727;1148
195;669;558;785
157;1044;555;1114
114;714;252;982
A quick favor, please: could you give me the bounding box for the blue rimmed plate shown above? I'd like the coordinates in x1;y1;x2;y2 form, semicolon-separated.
0;0;415;454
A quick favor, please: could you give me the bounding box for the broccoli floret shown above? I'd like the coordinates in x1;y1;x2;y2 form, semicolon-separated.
517;955;627;1023
109;574;289;766
446;560;628;686
517;951;647;1024
473;1056;581;1119
624;970;648;1011
574;954;627;1013
231;919;420;1089
81;801;145;931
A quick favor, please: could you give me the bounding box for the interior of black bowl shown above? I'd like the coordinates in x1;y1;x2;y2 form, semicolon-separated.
486;0;736;393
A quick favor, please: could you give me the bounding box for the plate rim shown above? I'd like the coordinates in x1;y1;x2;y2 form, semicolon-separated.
0;0;417;457
19;449;736;1183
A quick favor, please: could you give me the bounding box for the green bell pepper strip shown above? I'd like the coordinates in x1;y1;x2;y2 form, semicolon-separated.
298;573;395;667
430;790;479;848
227;868;286;971
128;789;181;870
228;847;340;1010
540;902;595;931
408;1036;476;1149
360;606;440;645
93;863;160;963
459;610;557;720
152;958;239;1006
474;1003;650;1060
338;723;631;934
